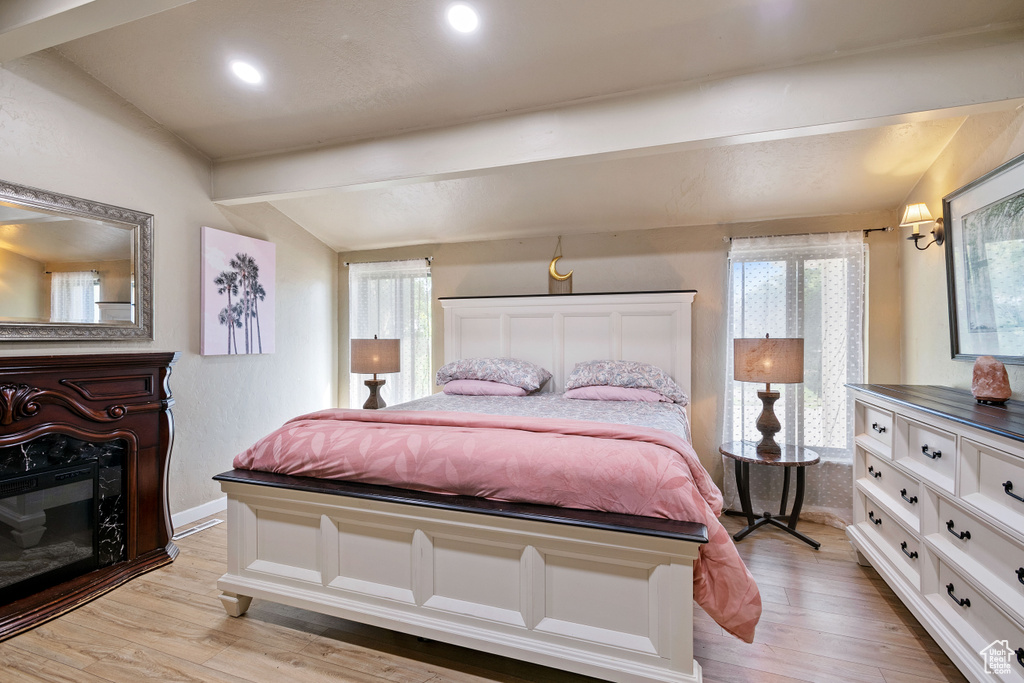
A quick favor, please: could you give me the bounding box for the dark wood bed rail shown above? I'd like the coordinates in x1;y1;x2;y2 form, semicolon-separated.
215;468;709;544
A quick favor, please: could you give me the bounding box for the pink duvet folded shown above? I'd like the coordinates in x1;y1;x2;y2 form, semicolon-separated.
233;408;761;641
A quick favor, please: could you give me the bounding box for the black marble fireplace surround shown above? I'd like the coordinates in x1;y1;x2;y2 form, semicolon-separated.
0;353;178;639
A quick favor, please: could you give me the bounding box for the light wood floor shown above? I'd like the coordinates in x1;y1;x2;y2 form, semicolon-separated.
1;514;966;683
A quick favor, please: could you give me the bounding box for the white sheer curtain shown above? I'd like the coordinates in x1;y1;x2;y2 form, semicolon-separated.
50;271;97;323
349;259;432;408
723;232;866;527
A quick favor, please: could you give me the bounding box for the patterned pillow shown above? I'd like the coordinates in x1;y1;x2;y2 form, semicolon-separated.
443;379;528;396
565;360;689;405
436;357;552;392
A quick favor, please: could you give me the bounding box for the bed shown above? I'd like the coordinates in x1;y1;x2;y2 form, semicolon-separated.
215;291;757;683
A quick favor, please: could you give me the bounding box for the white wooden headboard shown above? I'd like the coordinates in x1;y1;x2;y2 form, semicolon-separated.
440;291;696;402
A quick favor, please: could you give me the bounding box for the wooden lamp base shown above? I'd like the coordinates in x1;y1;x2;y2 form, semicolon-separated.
363;379;386;410
755;389;782;455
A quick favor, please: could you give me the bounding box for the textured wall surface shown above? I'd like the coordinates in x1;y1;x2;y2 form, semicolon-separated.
901;108;1024;393
0;246;44;319
0;52;338;518
341;211;900;484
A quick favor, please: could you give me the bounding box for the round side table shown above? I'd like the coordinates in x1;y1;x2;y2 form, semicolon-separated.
719;441;821;549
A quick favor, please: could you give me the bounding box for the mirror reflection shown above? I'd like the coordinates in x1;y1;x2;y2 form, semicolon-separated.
0;203;135;325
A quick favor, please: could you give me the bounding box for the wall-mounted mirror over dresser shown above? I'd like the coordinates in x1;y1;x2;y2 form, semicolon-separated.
0;353;178;639
0;179;153;340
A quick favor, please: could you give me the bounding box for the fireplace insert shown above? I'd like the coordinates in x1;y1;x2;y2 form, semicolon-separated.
0;461;100;604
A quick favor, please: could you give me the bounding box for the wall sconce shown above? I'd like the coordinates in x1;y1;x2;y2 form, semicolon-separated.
901;203;945;251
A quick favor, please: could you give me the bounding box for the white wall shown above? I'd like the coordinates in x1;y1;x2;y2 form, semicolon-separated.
341;211;901;484
0;51;338;517
901;107;1024;392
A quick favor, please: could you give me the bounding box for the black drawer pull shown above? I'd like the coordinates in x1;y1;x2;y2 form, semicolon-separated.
1016;566;1024;585
869;510;882;525
868;465;882;479
900;488;918;504
871;422;886;434
921;444;941;459
900;541;918;559
1005;480;1024;503
1017;648;1023;667
946;583;970;608
946;519;971;540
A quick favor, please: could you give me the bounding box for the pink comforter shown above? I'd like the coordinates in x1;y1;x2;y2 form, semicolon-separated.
233;408;761;641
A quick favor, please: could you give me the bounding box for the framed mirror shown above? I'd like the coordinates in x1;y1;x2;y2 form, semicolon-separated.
0;179;153;340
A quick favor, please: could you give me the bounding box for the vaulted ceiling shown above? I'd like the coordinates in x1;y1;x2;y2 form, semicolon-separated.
6;0;1024;250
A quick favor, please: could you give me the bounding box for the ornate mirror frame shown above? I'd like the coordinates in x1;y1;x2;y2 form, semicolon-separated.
0;179;153;341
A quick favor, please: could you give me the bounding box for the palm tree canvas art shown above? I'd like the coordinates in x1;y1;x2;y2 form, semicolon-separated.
201;226;276;355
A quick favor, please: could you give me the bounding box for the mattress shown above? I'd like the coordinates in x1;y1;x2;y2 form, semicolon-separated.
386;391;692;443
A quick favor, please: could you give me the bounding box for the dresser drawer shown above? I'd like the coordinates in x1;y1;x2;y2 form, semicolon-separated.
862;450;921;525
897;418;956;493
860;402;893;454
961;438;1024;539
931;559;1024;682
858;490;921;584
933;498;1024;617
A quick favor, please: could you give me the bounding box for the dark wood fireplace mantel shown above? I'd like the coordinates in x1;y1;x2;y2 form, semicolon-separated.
0;352;179;639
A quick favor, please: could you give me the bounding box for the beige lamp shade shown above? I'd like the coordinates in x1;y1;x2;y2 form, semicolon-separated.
900;203;935;237
350;337;401;375
899;202;934;227
734;337;804;385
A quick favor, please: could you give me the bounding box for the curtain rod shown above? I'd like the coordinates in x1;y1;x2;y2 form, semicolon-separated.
44;269;99;274
722;227;892;242
343;257;433;267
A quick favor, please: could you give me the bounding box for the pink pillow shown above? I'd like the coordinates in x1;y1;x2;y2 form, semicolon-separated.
443;379;528;396
564;386;670;402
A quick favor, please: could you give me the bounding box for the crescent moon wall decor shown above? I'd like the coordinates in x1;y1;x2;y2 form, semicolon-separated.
548;237;573;294
549;256;573;281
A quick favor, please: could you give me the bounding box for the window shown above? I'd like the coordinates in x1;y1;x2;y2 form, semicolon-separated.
723;232;866;524
49;271;98;323
348;259;432;407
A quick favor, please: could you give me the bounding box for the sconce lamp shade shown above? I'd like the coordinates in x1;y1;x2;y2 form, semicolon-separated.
351;338;401;375
901;202;945;250
899;203;933;228
734;337;804;386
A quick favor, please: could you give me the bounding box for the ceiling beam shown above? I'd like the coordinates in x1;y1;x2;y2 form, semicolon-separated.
212;29;1024;206
0;0;196;64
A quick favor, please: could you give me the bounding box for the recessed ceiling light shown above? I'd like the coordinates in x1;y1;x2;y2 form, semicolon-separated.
230;60;262;85
446;3;479;33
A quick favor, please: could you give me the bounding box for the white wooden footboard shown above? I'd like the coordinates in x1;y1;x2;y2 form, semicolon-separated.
215;472;706;683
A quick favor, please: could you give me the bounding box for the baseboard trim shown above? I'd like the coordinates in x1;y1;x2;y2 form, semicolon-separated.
172;496;227;531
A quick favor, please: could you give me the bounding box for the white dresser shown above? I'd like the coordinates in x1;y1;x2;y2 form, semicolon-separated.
848;385;1024;683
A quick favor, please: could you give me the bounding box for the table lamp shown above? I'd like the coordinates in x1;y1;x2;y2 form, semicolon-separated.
351;335;401;409
734;334;804;455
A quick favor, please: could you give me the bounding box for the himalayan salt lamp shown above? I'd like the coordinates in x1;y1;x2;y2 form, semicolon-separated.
972;355;1011;405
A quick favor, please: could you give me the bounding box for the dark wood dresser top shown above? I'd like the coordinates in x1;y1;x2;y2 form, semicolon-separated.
848;384;1024;444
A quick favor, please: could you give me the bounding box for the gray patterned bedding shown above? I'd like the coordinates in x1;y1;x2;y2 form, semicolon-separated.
386;392;692;443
